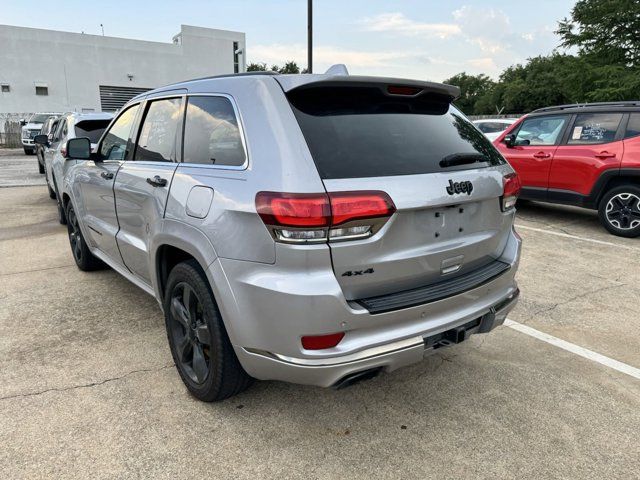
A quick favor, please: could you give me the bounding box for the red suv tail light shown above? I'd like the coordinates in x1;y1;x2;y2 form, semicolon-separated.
502;173;521;211
256;191;396;243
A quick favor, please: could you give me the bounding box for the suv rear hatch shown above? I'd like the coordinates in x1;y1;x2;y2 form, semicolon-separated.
279;76;514;302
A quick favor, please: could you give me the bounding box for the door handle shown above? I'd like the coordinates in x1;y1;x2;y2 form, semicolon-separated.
533;152;551;159
100;171;114;180
146;175;168;187
595;151;616;159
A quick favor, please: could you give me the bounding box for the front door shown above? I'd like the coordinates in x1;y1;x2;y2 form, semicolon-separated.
500;115;570;189
114;97;183;284
76;104;141;265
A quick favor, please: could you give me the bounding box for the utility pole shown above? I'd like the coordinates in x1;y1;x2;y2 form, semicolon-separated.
307;0;312;73
100;24;104;36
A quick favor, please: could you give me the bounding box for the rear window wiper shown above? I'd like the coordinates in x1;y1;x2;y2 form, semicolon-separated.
439;153;488;168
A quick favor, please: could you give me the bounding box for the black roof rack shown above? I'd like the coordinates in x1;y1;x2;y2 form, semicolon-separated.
532;101;640;113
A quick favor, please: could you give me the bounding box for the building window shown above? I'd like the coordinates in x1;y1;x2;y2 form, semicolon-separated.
233;41;239;74
35;86;49;96
1;84;9;93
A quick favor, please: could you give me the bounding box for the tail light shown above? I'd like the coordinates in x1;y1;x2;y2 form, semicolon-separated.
502;173;521;211
301;332;345;350
256;191;396;243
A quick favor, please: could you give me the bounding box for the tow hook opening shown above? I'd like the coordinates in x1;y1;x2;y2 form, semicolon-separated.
333;367;382;390
424;318;481;350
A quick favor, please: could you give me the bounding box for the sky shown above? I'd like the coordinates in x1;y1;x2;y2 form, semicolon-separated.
0;0;576;81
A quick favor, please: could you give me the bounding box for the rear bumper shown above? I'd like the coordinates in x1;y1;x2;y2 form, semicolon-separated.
236;289;518;387
210;228;521;387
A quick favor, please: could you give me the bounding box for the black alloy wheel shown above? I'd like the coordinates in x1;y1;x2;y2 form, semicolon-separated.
163;260;252;401
168;282;212;385
67;205;83;264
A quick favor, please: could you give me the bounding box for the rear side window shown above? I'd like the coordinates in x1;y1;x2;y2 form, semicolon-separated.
568;113;623;145
625;114;640;139
135;98;182;162
182;96;246;167
287;86;504;179
74;120;111;144
100;104;140;161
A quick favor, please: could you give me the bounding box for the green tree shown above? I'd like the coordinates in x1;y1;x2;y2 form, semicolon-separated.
557;0;640;66
444;72;495;114
246;62;268;71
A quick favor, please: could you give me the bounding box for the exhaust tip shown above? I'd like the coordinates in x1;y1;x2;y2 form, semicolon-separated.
333;367;382;390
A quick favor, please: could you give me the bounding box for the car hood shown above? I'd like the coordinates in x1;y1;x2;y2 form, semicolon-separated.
23;123;44;130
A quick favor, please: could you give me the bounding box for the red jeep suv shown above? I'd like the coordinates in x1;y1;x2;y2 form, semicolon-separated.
494;102;640;237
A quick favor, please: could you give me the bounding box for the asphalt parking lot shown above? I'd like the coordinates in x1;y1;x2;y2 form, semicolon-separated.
1;149;639;479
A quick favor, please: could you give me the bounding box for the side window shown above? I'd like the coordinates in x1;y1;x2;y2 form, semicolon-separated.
625;113;640;139
60;119;69;141
134;98;183;162
52;118;66;142
568;113;623;145
182;96;246;167
100;104;140;160
49;120;59;141
515;115;568;146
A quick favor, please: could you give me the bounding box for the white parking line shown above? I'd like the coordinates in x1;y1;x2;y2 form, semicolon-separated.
505;319;640;381
515;224;640;252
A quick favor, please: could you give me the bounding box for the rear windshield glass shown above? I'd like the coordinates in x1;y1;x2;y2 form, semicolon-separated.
288;86;505;179
75;120;111;143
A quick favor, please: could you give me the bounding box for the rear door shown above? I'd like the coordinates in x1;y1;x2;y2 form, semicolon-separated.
500;115;569;188
286;84;513;299
548;112;625;196
114;96;183;284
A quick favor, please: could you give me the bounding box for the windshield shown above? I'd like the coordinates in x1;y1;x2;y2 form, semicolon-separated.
287;86;505;179
29;114;52;124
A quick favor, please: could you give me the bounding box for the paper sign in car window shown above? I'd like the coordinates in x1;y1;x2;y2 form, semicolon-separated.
572;126;583;140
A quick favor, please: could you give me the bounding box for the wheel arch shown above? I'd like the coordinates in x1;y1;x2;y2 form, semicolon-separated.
590;169;640;208
152;220;218;303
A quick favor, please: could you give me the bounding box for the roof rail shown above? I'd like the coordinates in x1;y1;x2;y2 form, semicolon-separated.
533;101;640;113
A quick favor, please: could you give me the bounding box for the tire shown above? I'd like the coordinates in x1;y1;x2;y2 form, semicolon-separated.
163;260;253;402
24;147;35;155
65;202;104;271
44;170;60;199
53;177;66;224
46;178;56;200
598;185;640;238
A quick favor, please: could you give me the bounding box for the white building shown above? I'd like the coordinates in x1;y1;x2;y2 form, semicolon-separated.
0;24;246;115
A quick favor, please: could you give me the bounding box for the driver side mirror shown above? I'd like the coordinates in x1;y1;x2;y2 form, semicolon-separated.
504;134;516;148
33;134;49;146
65;137;92;160
19;119;26;126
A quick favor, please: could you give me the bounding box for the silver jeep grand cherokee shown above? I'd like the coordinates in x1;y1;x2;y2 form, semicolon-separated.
60;69;521;401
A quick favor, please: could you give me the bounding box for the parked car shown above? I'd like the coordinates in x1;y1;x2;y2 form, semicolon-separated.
35;112;113;223
473;118;518;141
35;115;60;174
20;113;59;155
58;69;521;401
494;102;640;237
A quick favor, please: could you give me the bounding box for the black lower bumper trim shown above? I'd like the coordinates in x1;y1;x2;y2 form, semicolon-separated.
357;260;511;314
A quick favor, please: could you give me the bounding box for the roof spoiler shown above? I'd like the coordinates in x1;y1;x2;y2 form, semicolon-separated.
276;74;460;102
